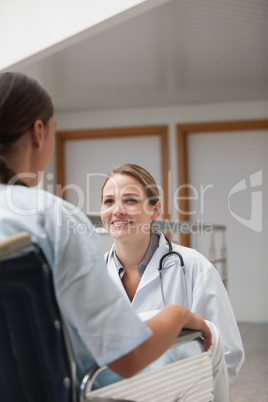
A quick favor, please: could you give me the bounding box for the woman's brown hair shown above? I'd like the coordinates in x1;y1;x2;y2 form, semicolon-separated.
0;72;54;185
101;163;160;205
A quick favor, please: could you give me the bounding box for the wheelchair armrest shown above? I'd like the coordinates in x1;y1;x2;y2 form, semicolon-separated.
82;351;213;402
80;366;108;402
171;329;202;348
80;328;204;401
0;232;32;261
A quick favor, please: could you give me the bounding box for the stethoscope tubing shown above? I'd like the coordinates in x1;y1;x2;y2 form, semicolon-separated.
158;235;187;306
159;236;185;274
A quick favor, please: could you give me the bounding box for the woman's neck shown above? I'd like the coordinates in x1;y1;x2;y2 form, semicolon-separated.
114;235;151;271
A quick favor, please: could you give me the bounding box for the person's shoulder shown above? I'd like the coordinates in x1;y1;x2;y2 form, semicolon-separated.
2;184;48;204
34;189;83;214
42;190;94;227
26;188;92;227
172;241;211;266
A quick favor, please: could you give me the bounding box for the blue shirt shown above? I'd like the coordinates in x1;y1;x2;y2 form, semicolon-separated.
0;185;152;381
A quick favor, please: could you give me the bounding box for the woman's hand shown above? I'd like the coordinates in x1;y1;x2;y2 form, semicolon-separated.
108;305;212;378
146;305;212;352
183;311;212;351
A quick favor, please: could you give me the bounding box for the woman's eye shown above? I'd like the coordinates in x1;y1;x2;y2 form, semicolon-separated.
125;198;137;203
103;199;114;205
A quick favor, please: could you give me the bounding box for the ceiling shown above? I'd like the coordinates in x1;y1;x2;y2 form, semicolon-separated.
18;0;268;112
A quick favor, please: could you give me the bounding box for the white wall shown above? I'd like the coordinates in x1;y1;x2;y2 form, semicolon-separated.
44;100;268;323
63;134;162;216
188;130;267;323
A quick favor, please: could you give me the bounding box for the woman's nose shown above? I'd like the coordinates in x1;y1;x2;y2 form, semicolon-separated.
113;201;125;215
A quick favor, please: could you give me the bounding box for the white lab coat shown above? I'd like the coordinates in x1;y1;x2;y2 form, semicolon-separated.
106;233;245;384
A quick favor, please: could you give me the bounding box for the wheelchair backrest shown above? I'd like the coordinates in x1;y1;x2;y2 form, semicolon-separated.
0;233;77;402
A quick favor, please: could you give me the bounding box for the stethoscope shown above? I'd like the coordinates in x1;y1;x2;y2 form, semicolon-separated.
107;234;187;306
159;235;185;274
158;235;187;306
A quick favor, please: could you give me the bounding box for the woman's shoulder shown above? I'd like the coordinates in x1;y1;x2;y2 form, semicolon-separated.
8;186;93;228
171;240;213;270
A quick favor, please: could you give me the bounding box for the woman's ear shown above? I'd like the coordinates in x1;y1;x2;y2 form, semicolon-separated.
30;120;45;148
152;201;161;220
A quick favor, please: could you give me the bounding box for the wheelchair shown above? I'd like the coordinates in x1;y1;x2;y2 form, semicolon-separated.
0;232;214;402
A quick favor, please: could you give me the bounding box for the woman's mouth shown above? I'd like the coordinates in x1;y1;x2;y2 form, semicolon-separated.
112;220;132;227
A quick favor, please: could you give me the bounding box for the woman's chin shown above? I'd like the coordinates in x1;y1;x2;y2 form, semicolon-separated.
110;227;132;240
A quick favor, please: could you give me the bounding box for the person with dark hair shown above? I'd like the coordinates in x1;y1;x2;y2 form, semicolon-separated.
0;72;54;186
0;72;221;391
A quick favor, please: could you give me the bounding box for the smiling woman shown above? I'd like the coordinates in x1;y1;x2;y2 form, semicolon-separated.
101;163;245;386
101;174;161;240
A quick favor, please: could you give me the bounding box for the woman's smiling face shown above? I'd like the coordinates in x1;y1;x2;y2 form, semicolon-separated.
101;173;160;240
